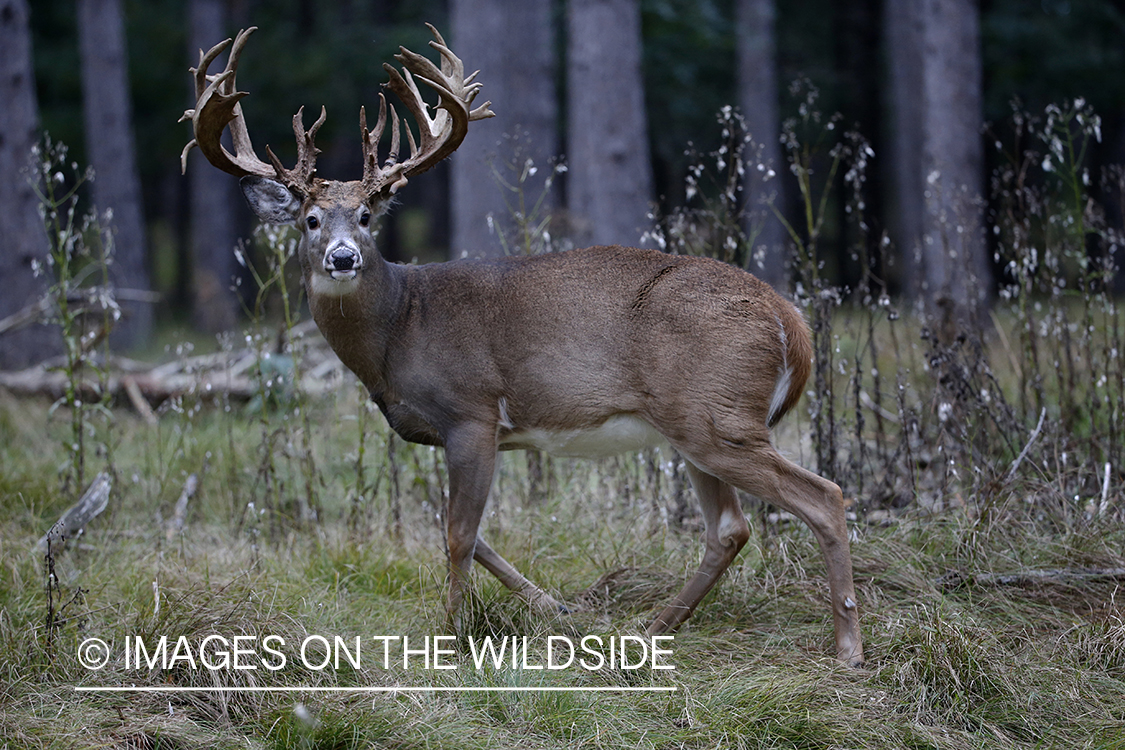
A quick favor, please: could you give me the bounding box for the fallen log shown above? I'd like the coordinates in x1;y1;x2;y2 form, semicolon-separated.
0;322;349;417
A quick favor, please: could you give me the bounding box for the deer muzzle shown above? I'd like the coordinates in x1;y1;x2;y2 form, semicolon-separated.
325;243;362;280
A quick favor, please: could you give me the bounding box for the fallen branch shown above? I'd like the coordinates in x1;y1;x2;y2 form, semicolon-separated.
0;297;52;337
0;288;160;338
38;472;112;552
122;375;158;426
938;566;1125;590
1006;407;1047;482
859;389;900;424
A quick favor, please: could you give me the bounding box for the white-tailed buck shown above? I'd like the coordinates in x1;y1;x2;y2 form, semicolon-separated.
182;25;863;666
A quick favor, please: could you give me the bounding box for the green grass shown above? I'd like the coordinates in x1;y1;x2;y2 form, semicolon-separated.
2;385;1125;750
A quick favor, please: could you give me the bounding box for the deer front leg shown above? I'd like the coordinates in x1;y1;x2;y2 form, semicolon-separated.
473;536;568;614
442;422;498;633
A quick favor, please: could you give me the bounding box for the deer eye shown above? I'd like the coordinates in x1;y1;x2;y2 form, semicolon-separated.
306;215;320;230
359;212;371;228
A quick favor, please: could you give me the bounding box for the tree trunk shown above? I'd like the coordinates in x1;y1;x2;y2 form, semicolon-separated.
187;0;239;333
450;0;557;258
919;0;990;320
736;0;787;287
886;0;990;318
77;0;153;349
0;0;57;369
885;0;925;295
567;0;654;248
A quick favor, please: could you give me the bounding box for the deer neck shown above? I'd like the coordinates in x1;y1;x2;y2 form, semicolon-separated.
305;256;406;397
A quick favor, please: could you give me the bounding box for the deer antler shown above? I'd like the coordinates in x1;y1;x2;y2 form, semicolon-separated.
180;27;323;196
361;24;495;198
183;25;491;200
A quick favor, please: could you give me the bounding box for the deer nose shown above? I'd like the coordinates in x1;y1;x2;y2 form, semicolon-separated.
328;248;359;272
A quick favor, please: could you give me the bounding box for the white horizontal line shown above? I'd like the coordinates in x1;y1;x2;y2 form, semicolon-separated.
75;685;676;693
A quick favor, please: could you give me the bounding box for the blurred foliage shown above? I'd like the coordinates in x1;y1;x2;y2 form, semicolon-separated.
30;1;84;157
982;0;1125;121
641;0;735;204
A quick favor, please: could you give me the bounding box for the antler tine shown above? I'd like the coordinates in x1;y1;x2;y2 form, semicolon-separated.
360;25;495;199
186;25;487;199
424;23;450;65
401;65;451;143
220;28;269;174
360;102;382;179
423;23;493;122
189;36;232;101
389;101;403;164
181;26;321;196
361;95;408;195
265;106;326;194
180;27;275;180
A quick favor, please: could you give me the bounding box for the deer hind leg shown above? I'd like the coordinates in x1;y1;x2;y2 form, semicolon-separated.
695;441;864;666
648;461;751;635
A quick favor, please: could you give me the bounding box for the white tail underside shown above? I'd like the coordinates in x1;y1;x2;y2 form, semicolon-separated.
767;315;792;426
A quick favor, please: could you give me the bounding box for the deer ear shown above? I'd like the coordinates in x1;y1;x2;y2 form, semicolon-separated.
240;176;302;224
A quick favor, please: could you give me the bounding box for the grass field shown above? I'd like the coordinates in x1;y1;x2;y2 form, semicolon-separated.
2;369;1124;749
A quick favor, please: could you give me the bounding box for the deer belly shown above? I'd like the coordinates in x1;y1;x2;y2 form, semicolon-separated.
500;415;665;458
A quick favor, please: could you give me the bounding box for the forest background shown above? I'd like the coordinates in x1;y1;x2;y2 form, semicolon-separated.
2;0;1124;361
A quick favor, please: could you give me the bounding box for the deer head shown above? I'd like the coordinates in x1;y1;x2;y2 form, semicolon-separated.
180;25;493;290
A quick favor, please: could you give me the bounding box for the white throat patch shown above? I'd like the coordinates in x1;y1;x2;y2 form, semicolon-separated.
309;272;361;298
